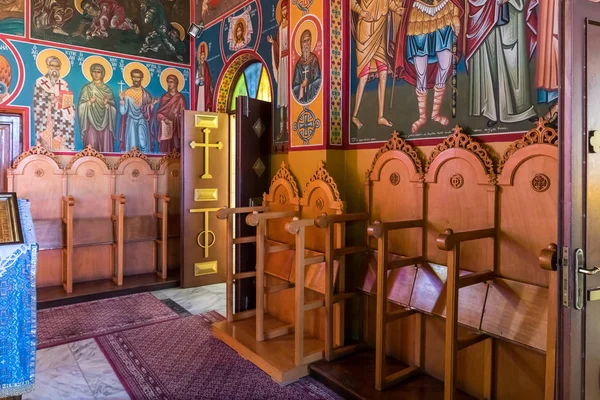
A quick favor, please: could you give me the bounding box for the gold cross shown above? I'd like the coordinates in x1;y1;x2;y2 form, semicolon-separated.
190;207;221;257
189;128;223;179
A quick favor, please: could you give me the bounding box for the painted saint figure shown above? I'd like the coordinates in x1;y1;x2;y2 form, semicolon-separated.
140;1;186;61
394;0;463;133
78;63;117;152
267;0;289;138
156;74;186;153
118;69;157;153
351;0;404;130
80;0;139;39
32;0;74;36
33;55;75;151
465;0;537;127
537;0;559;123
292;29;321;105
0;55;11;103
195;44;213;112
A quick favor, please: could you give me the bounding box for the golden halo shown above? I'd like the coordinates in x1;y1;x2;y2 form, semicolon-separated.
275;0;288;24
171;22;186;41
295;20;318;55
122;62;151;88
81;56;113;82
160;68;185;92
75;0;83;14
36;49;71;78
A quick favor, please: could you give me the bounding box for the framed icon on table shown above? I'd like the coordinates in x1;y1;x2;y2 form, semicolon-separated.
0;192;23;246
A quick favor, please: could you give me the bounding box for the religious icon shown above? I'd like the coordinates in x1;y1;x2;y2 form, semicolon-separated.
465;0;537;128
0;193;23;246
74;0;139;40
350;0;403;130
0;55;11;104
292;22;321;105
0;0;25;36
157;68;186;153
140;3;187;62
78;56;117;153
33;49;76;151
537;0;559;125
227;6;253;52
118;62;158;153
390;0;463;133
195;42;213;112
32;0;74;36
267;0;289;140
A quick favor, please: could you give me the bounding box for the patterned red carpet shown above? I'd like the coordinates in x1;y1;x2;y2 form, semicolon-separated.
37;293;179;349
97;311;343;400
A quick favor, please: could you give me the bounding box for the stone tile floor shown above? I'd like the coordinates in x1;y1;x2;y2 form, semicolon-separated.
24;283;227;400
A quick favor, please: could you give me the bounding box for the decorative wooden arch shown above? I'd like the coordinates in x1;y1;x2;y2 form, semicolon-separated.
424;125;496;185
66;145;112;171
114;147;155;173
157;148;181;175
301;161;344;212
366;131;424;183
263;161;300;210
10;142;63;171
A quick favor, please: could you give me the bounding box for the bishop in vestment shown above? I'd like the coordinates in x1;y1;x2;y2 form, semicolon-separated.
118;69;157;153
157;74;186;153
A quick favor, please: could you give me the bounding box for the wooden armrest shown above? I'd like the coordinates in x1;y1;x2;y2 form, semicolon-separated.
436;228;496;251
286;217;316;234
111;194;126;204
367;219;424;238
216;206;266;220
540;243;558;271
62;195;75;206
153;193;170;202
314;212;370;228
246;210;299;226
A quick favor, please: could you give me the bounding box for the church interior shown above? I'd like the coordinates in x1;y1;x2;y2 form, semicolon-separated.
2;0;599;399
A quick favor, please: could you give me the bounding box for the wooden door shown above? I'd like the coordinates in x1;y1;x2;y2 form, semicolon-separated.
0;114;22;192
181;111;229;288
561;2;600;398
234;96;271;312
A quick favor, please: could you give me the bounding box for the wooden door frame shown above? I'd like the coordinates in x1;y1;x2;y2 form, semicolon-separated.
0;111;23;191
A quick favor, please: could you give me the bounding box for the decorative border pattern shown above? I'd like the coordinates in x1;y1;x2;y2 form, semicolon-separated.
114;146;155;171
329;0;343;145
158;148;182;168
425;125;495;179
497;118;559;175
10;142;63;170
304;160;344;210
216;53;257;113
66;145;112;170
366;130;424;179
269;161;300;203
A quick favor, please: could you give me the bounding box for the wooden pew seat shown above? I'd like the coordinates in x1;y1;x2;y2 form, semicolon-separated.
34;219;65;250
359;251;418;307
481;278;548;352
71;218;113;247
123;215;158;242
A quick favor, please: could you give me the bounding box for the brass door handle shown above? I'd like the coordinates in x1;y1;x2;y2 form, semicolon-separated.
579;266;600;275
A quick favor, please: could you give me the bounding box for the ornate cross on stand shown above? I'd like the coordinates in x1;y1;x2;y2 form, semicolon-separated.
190;128;223;179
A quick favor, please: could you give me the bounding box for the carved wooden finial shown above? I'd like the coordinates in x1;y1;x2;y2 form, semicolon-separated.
10;141;63;170
66;144;111;170
305;161;344;210
425;125;496;183
158;148;181;168
268;161;300;203
497;119;558;175
365;130;424;182
114;146;155;171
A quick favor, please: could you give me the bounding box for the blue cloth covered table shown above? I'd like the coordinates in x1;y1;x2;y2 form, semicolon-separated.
0;199;37;397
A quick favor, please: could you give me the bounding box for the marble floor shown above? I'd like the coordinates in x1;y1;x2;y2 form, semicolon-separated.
24;283;227;400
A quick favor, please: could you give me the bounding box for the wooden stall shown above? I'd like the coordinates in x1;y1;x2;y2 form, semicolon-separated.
213;161;348;383
307;121;559;400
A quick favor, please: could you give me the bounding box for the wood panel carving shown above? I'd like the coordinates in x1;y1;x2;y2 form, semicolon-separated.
302;161;343;211
365;131;424;181
65;145;111;170
11;142;63;170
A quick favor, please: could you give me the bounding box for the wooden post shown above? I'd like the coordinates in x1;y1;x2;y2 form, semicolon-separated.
545;271;558;400
62;196;74;294
325;223;335;360
444;245;460;400
483;337;494;399
295;225;306;366
160;200;168;279
256;217;265;341
375;230;388;391
226;213;234;322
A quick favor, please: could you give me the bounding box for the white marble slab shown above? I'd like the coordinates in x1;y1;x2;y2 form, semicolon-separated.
24;364;95;400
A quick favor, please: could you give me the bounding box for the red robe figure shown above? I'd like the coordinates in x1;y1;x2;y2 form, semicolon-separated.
157;74;186;153
195;43;213;111
81;0;139;39
394;0;463;133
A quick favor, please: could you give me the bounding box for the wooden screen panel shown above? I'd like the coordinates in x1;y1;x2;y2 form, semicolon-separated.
370;154;423;256
426;155;495;270
36;250;62;288
265;182;298;245
481;278;548;352
409;264;488;330
72;245;113;282
498;146;558;287
157;156;180;270
114;156;156;217
358;251;418;307
66;156;113;220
